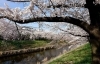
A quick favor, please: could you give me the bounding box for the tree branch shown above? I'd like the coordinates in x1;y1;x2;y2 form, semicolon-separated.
14;22;21;39
1;14;100;39
43;22;88;37
0;16;90;34
57;27;89;37
47;3;86;8
7;0;30;2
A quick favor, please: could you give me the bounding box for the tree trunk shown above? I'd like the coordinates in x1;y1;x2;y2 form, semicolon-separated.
89;35;100;64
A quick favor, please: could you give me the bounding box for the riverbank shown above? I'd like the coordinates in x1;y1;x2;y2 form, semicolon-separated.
0;45;55;58
0;39;58;57
0;40;88;64
0;40;51;51
48;43;92;64
0;39;68;58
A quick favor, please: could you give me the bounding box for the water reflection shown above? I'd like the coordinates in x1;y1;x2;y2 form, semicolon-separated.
0;45;69;64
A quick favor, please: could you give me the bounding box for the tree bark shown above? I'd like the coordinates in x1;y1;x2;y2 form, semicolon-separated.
89;34;100;64
85;0;100;63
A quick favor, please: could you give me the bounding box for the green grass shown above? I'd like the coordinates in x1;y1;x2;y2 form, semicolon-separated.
49;43;92;64
0;40;51;51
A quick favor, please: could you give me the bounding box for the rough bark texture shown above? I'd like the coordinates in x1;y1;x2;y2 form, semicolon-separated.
85;0;100;64
89;35;100;64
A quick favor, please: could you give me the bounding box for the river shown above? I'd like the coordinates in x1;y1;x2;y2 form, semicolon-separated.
0;40;86;64
0;44;70;64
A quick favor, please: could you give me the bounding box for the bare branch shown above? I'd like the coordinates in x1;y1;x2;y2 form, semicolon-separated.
14;22;21;39
47;3;86;8
7;0;30;2
58;27;89;37
42;22;88;37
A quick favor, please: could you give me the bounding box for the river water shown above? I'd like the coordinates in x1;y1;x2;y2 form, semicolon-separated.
0;44;71;64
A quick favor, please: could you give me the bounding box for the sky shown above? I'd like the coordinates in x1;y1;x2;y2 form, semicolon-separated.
0;0;39;28
0;0;25;8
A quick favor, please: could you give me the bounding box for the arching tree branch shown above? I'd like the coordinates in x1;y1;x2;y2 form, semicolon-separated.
1;15;100;38
7;0;29;2
0;16;90;33
47;3;86;8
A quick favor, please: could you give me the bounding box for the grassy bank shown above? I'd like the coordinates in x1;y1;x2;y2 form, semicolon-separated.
0;40;51;51
49;43;92;64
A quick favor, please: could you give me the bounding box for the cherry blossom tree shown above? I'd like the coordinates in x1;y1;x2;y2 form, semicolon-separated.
0;0;100;63
0;19;20;40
